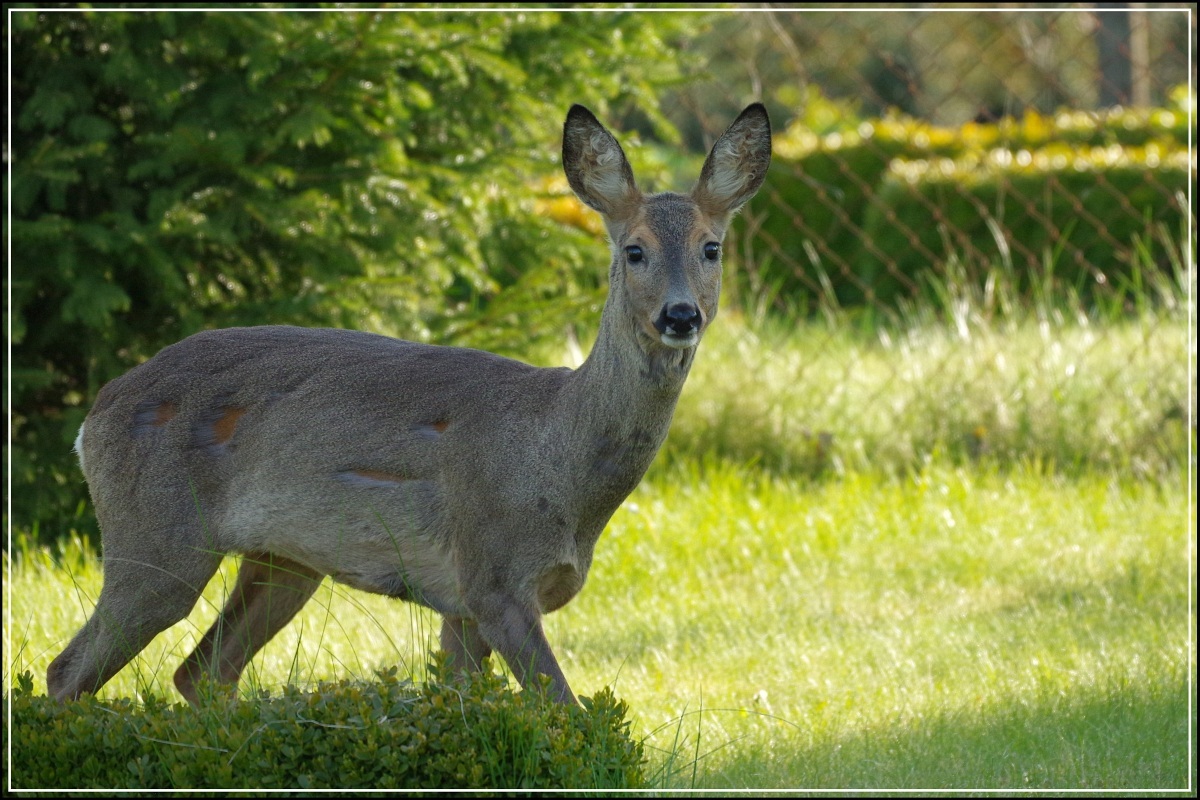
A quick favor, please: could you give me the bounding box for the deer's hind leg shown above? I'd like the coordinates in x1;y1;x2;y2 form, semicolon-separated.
174;552;323;705
440;615;494;675
47;533;223;702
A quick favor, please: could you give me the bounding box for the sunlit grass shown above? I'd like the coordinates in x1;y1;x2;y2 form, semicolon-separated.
667;225;1194;480
560;460;1191;789
7;460;1191;790
7;242;1193;789
667;307;1190;480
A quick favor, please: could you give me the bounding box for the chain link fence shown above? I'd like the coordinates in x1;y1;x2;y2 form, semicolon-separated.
652;7;1194;476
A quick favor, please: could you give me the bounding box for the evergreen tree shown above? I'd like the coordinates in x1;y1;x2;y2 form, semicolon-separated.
10;7;695;544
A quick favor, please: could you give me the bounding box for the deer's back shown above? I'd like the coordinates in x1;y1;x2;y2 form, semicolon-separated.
81;326;575;607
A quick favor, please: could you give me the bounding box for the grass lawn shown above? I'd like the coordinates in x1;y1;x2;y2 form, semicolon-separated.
7;458;1192;790
6;295;1194;790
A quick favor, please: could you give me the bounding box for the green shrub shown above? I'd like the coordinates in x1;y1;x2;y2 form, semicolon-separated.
749;88;1191;311
10;9;697;546
859;143;1190;307
5;665;646;792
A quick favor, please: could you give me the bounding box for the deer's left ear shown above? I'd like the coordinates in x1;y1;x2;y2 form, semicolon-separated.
693;103;772;221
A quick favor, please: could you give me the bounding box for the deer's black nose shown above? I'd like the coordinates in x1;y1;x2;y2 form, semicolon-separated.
656;303;702;336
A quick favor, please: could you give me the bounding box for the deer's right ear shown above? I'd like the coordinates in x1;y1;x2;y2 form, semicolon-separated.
562;105;641;220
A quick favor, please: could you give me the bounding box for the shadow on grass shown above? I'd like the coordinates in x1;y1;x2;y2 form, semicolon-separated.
712;671;1191;793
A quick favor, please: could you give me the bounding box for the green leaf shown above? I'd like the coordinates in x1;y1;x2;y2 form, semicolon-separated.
61;277;131;329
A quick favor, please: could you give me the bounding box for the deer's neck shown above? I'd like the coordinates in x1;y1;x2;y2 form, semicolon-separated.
574;307;696;411
558;302;696;524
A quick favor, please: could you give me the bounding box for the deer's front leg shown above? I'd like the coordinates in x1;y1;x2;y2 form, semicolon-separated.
470;594;576;704
452;511;579;704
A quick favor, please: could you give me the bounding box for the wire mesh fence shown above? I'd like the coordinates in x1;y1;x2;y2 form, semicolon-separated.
652;6;1194;477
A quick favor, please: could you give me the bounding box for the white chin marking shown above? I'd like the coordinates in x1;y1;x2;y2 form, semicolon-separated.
660;332;699;349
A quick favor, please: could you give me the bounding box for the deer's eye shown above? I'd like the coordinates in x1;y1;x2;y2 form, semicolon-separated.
703;242;720;260
625;245;644;263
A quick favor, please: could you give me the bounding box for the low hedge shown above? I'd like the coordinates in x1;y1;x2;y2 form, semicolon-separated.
857;142;1190;307
750;88;1192;311
5;664;646;793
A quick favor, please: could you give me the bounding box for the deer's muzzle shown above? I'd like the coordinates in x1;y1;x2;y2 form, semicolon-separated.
655;302;703;349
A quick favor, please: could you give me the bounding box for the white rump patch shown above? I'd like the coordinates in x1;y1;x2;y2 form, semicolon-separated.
74;422;86;473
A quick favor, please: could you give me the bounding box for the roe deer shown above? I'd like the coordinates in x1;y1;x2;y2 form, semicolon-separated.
47;103;771;705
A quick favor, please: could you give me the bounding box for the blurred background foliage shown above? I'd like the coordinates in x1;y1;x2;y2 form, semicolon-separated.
10;6;693;542
7;5;1195;546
